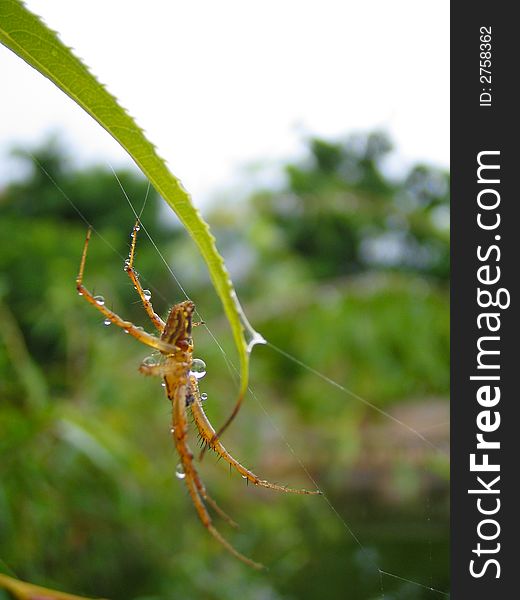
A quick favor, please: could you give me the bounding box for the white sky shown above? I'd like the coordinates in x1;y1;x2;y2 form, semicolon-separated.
1;0;449;203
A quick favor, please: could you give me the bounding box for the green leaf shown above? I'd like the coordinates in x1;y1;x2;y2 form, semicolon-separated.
0;0;264;414
0;573;107;600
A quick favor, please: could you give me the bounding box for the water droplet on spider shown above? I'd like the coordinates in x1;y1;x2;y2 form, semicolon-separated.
124;258;131;267
93;295;105;306
135;224;141;232
200;392;208;402
170;427;175;434
175;464;186;480
103;318;111;326
77;291;84;296
124;328;130;334
142;355;159;367
161;381;166;388
189;358;207;379
135;326;144;332
143;289;152;301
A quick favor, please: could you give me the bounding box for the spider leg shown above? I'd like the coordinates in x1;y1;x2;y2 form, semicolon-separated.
125;221;165;333
140;362;238;528
199;490;239;529
186;448;239;529
76;228;176;355
167;371;263;569
138;363;169;376
189;377;321;496
200;392;244;460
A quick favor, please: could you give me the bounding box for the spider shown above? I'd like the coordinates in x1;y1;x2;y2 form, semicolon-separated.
76;221;321;569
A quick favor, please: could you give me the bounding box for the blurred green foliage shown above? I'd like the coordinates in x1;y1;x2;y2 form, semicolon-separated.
0;132;449;599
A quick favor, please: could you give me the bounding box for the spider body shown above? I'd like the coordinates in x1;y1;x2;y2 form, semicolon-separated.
76;222;320;569
160;300;194;348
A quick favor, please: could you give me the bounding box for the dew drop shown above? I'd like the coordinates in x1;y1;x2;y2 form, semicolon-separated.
200;392;208;402
142;355;159;367
189;358;207;379
77;291;84;296
161;381;166;388
135;224;141;232
175;464;186;480
124;258;131;267
124;329;130;334
136;326;144;332
94;295;105;306
170;427;175;434
103;318;111;326
143;289;152;301
230;289;266;352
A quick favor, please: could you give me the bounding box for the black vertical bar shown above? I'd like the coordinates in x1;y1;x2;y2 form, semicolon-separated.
451;3;518;598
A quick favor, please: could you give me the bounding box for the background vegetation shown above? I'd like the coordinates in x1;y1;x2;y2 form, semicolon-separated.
0;131;449;599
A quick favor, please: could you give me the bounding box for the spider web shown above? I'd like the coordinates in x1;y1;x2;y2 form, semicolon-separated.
32;157;450;599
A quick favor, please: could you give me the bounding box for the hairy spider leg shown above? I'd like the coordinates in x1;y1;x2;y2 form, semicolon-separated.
124;221;166;333
140;361;319;495
138;361;238;529
189;376;321;495
126;220;205;331
196;487;239;530
76;228;177;355
166;364;263;569
199;389;246;462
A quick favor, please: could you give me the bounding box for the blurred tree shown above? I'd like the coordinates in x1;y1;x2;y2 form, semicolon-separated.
244;132;449;282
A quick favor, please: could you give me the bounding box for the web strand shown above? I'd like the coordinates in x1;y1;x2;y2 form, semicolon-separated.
379;570;450;597
266;341;447;456
110;166;192;302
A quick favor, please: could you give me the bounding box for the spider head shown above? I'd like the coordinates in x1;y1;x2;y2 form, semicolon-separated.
161;300;195;351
